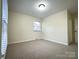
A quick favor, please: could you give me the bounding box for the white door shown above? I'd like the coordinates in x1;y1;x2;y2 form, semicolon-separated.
74;16;78;43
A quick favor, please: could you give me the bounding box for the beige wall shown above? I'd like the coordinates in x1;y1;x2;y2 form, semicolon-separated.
42;10;69;45
8;11;41;44
8;10;74;45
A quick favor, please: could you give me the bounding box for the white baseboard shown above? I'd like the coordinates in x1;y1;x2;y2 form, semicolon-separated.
44;39;68;45
8;38;68;45
8;39;36;45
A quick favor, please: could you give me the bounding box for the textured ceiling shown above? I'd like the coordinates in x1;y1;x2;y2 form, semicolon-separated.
8;0;78;18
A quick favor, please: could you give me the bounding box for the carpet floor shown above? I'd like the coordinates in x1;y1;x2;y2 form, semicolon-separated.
5;39;77;59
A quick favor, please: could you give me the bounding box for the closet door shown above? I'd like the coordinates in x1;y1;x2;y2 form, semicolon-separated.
74;16;78;43
1;0;8;56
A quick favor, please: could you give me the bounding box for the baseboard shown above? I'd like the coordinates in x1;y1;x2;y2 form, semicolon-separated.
8;38;68;45
8;39;36;45
44;39;68;45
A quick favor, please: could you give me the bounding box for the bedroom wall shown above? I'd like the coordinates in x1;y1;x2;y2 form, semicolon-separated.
42;10;69;45
8;11;41;44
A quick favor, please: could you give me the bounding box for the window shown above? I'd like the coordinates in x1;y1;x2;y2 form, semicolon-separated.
33;21;41;32
1;19;7;55
1;0;8;56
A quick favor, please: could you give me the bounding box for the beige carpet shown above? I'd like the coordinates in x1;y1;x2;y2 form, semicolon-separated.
5;39;77;59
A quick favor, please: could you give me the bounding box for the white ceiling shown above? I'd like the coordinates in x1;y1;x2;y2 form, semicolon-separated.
8;0;78;18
